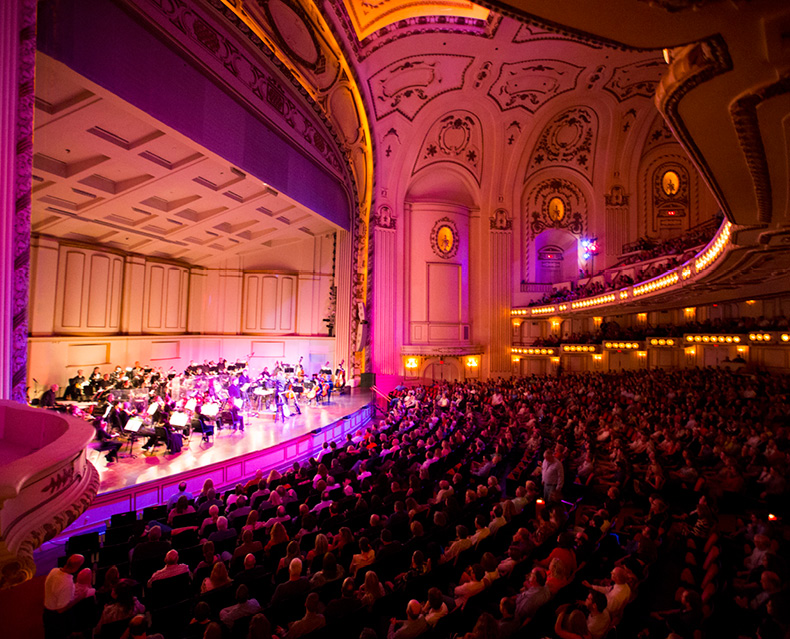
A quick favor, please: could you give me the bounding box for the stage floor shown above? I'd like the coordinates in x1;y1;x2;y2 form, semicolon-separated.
95;390;374;495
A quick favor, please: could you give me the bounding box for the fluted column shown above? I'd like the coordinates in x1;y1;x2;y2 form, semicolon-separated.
335;229;353;375
489;209;513;375
372;207;397;374
0;0;35;401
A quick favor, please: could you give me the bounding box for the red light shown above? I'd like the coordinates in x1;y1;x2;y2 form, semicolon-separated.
667;210;676;216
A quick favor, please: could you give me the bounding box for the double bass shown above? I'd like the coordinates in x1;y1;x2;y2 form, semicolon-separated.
334;359;346;390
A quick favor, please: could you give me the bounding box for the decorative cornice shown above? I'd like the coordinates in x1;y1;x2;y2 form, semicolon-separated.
655;36;733;219
729;74;790;225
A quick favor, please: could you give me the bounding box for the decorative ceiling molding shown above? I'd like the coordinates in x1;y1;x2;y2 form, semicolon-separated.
487;59;584;113
603;57;665;102
527;106;598;183
512;21;604;48
644;114;676;153
130;0;346;178
341;0;489;42
326;0;500;62
413;111;483;185
368;54;474;121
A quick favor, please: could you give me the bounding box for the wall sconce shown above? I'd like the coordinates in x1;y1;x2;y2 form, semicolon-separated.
550;357;560;364
404;357;419;370
637;313;647;324
737;346;747;353
592;354;602;361
465;356;478;368
593;316;602;329
745;300;756;306
636;351;647;358
685;347;696;356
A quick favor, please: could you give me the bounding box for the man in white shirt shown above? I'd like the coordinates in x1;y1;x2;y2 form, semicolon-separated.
454;564;487;607
147;550;190;587
43;554;83;638
583;567;631;621
541;449;564;501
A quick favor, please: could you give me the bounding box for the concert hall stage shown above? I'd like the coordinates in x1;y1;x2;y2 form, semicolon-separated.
65;390;374;536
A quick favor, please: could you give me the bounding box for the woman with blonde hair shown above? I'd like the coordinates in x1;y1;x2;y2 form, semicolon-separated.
196;478;214;506
265;522;289;552
357;570;386;609
306;533;329;571
201;561;231;593
546;557;571;596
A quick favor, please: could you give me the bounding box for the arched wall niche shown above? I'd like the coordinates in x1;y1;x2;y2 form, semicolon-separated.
405;164;478;209
534;230;578;284
403;165;477;347
637;146;718;241
522;170;592;284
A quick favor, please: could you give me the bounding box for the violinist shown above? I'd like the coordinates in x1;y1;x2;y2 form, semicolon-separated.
92;417;122;464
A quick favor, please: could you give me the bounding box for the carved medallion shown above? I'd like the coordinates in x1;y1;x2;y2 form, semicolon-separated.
431;217;459;259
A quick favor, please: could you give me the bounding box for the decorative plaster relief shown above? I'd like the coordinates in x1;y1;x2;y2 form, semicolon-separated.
490;208;512;230
644;115;676;152
341;0;489;42
329;84;362;144
142;0;346;175
430;217;460;259
527;178;587;238
369;55;475;121
488;59;584;113
603;58;665;102
512;22;603;48
527;107;597;183
413;111;483;184
605;184;630;207
260;0;323;70
374;204;396;229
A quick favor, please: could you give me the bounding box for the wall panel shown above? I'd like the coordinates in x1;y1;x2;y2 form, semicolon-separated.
54;246;123;334
243;273;298;334
86;254;110;328
143;262;189;334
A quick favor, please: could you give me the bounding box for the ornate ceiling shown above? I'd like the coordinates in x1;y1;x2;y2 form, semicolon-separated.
33;0;790;305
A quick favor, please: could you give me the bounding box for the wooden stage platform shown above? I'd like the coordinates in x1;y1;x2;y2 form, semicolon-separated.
65;390;374;536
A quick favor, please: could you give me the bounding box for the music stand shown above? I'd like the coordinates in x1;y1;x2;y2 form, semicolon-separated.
170;412;190;444
200;403;220;432
123;417;143;458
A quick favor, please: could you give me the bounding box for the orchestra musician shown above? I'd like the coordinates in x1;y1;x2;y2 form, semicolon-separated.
273;367;288;422
334;360;346;394
62;375;82;401
39;384;59;409
92;417;122;463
